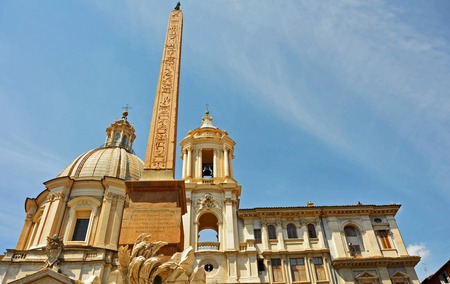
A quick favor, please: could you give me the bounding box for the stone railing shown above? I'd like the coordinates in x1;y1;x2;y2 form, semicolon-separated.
197;242;220;251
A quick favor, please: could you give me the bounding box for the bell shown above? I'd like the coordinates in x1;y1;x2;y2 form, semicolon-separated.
202;165;212;177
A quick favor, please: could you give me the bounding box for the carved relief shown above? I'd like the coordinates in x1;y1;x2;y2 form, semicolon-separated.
43;234;64;270
197;193;220;212
148;10;183;170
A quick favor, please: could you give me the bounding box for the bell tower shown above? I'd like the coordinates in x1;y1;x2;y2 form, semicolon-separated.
180;111;242;282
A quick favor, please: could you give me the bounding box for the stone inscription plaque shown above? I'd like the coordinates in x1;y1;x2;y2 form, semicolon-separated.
119;207;181;245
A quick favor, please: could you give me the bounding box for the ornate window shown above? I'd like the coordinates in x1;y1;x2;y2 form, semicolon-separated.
254;229;262;243
313;257;327;281
287;223;298;239
64;197;100;245
344;225;365;257
290;258;307;282
268;225;277;240
376;230;392;249
271;258;283;282
307;223;317;238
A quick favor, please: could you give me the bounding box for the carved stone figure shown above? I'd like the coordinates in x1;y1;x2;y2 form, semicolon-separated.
114;233;205;284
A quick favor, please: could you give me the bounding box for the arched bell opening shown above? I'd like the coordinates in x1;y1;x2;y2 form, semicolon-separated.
202;149;214;178
197;213;219;251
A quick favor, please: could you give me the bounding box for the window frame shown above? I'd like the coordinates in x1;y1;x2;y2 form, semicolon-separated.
307;223;317;238
313;257;327;281
376;229;392;249
290;257;308;282
268;225;277;240
271;258;284;283
287;223;298;239
64;197;100;245
254;229;262;244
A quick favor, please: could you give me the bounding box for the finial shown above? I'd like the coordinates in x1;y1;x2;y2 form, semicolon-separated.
122;104;132;120
174;1;181;10
205;103;209;115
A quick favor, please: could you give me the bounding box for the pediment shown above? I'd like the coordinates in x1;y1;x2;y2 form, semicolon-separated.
355;270;379;280
391;271;410;279
9;268;76;284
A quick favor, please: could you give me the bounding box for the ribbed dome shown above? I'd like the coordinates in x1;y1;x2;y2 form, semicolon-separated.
58;147;144;180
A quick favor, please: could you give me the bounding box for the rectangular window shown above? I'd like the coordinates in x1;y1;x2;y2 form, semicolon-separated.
72;219;89;241
377;230;392;249
313;257;327;281
254;229;262;243
290;258;307;282
271;258;283;282
257;258;266;273
268;225;277;240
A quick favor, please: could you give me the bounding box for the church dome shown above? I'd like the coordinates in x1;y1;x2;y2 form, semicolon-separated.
57;110;144;180
57;147;143;180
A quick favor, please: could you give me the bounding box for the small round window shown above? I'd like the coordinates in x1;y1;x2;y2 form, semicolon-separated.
374;218;382;223
204;263;214;272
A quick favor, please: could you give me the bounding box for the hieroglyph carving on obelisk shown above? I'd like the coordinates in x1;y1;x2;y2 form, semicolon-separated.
144;8;183;179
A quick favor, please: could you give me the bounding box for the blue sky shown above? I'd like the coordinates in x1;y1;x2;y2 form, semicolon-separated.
1;0;449;280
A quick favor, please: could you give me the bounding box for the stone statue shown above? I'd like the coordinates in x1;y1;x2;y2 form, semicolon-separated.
114;233;205;284
174;2;181;10
43;234;64;270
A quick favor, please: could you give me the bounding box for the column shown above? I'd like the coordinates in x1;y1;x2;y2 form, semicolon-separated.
261;220;269;251
109;194;125;249
223;146;229;177
315;220;326;248
227;254;238;282
16;213;34;250
277;218;286;251
361;216;382;256
183;198;192;248
38;192;66;246
197;148;202;178
187;147;192;177
224;198;236;250
327;217;347;257
213;148;217;178
386;215;408;255
301;221;311;249
94;192;113;247
182;149;187;178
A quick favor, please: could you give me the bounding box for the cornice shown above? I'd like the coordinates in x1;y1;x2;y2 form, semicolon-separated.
332;255;420;268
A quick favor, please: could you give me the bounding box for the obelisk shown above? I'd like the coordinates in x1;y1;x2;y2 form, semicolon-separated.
143;4;183;181
120;4;186;256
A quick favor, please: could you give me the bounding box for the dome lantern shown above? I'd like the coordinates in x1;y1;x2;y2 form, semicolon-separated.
104;110;136;153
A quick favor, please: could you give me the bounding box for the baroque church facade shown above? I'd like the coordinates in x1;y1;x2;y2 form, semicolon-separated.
0;5;420;284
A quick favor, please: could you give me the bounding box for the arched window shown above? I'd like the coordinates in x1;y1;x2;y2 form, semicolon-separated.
197;213;219;251
114;133;120;146
344;225;365;257
268;225;277;240
307;223;317;238
121;135;128;148
287;223;298;239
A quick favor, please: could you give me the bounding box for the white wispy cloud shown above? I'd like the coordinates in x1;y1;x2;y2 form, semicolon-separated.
407;243;431;259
